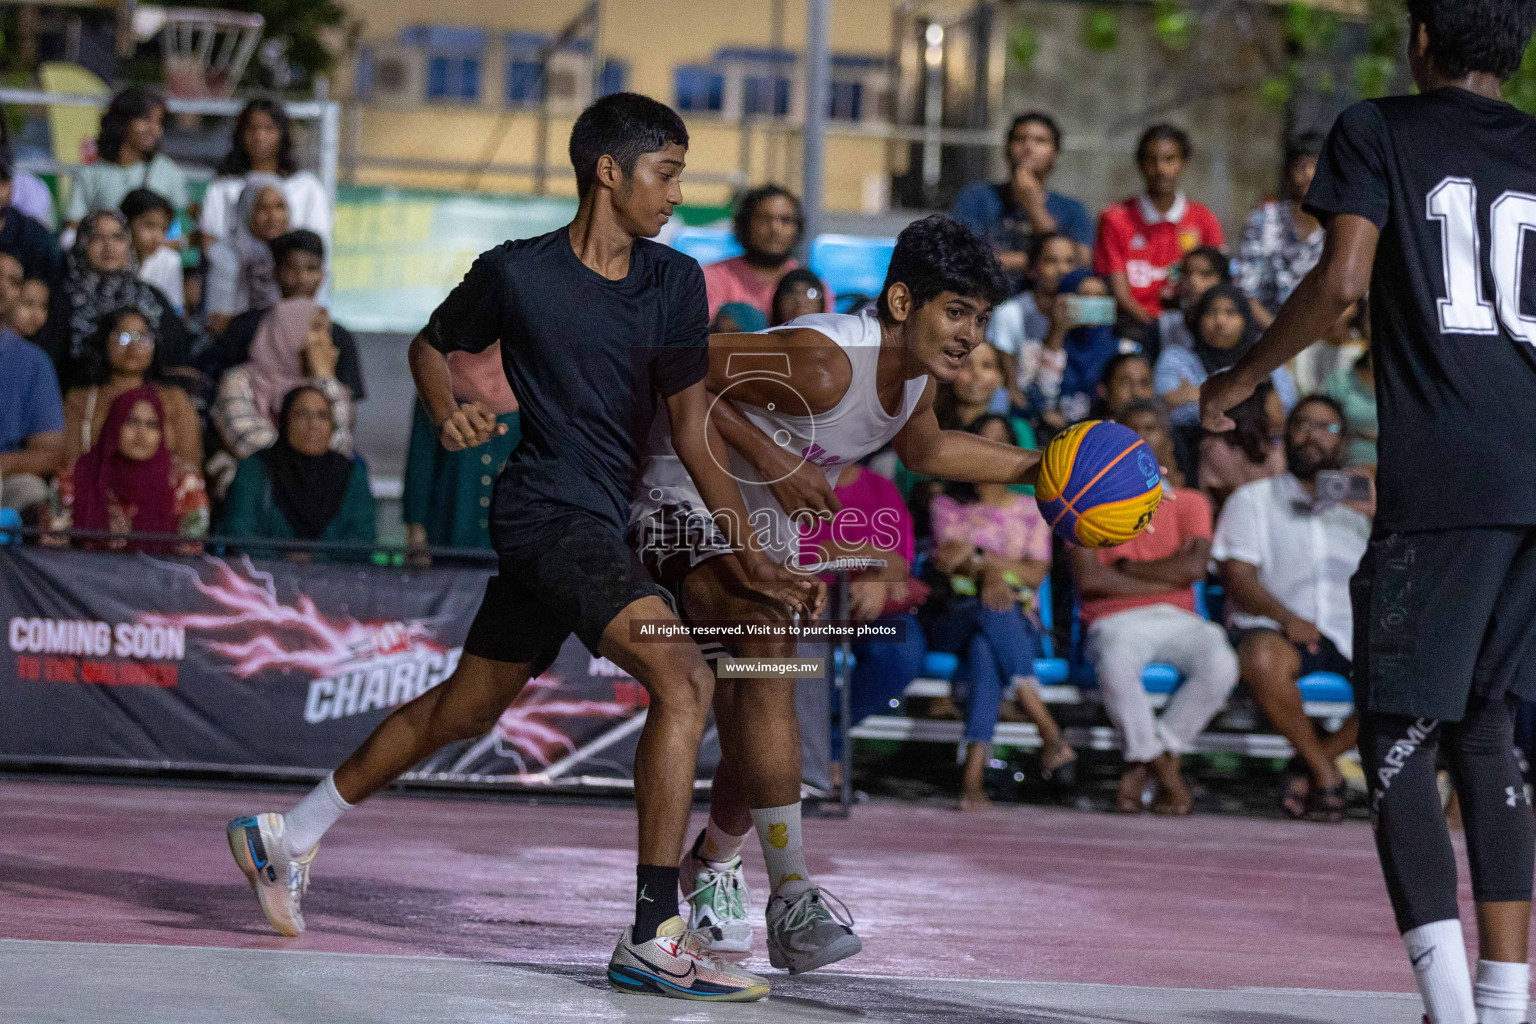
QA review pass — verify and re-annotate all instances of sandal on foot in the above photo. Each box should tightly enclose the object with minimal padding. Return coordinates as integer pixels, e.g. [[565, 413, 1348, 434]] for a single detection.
[[1279, 757, 1311, 820], [1305, 782, 1346, 823]]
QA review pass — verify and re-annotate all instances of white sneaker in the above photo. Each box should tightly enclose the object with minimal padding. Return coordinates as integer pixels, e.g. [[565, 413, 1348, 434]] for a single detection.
[[765, 882, 862, 974], [680, 837, 752, 953], [226, 813, 316, 937], [608, 915, 769, 1001]]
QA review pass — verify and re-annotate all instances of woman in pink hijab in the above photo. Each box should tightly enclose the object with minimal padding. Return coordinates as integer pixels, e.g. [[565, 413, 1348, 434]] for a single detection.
[[402, 341, 520, 553], [211, 296, 356, 461]]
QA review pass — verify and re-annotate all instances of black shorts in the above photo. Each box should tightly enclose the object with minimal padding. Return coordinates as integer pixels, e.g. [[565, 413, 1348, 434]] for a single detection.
[[463, 517, 659, 675], [1232, 627, 1353, 678], [1351, 526, 1536, 722], [627, 504, 733, 662]]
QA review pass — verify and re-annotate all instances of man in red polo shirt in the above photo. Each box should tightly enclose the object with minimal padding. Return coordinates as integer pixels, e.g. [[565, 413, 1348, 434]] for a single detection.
[[1095, 124, 1225, 332], [1067, 399, 1238, 815]]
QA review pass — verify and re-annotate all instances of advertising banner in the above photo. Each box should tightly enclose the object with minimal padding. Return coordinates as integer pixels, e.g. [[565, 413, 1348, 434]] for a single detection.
[[0, 548, 830, 791]]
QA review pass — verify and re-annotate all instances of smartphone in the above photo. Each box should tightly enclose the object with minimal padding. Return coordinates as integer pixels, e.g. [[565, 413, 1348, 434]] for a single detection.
[[1065, 295, 1117, 327], [1315, 470, 1372, 504]]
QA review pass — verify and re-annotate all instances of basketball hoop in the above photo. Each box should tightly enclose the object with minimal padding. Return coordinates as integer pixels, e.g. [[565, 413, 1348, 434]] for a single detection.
[[134, 6, 264, 100]]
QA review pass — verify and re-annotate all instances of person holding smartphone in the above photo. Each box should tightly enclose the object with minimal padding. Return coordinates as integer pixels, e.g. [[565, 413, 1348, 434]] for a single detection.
[[1044, 268, 1123, 428]]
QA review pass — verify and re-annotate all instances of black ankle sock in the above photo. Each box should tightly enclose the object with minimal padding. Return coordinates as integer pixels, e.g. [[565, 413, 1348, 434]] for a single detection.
[[633, 864, 680, 944]]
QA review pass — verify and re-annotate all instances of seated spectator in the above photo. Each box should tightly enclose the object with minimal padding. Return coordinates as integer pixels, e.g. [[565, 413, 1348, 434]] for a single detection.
[[1236, 133, 1325, 327], [1049, 268, 1123, 427], [1155, 282, 1296, 478], [711, 301, 767, 334], [403, 342, 520, 554], [40, 210, 191, 388], [1213, 395, 1368, 822], [1095, 124, 1223, 338], [1327, 349, 1377, 470], [988, 232, 1078, 412], [1070, 400, 1238, 815], [926, 415, 1074, 810], [199, 230, 366, 402], [212, 297, 354, 462], [950, 111, 1093, 289], [66, 88, 187, 227], [1153, 246, 1229, 362], [0, 163, 62, 285], [1198, 380, 1284, 510], [0, 107, 57, 229], [803, 461, 929, 777], [121, 188, 184, 314], [0, 318, 65, 519], [770, 268, 828, 326], [702, 185, 830, 320], [62, 307, 201, 468], [219, 385, 375, 556], [204, 175, 288, 335], [1091, 352, 1155, 422], [200, 99, 330, 247], [46, 385, 208, 553], [9, 276, 48, 341]]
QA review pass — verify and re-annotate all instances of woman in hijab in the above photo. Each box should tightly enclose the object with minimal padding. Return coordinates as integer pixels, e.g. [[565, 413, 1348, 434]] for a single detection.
[[39, 209, 191, 388], [1154, 282, 1297, 429], [220, 385, 374, 559], [402, 342, 521, 556], [204, 174, 288, 334], [1046, 268, 1123, 428], [45, 384, 209, 553], [211, 296, 354, 462]]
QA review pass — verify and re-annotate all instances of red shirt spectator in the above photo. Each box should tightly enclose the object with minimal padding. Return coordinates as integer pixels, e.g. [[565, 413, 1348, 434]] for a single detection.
[[1094, 195, 1224, 320], [703, 255, 832, 323], [1079, 485, 1212, 624]]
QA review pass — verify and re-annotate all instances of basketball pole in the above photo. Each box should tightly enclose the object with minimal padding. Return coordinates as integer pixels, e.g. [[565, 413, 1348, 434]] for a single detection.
[[801, 0, 830, 249]]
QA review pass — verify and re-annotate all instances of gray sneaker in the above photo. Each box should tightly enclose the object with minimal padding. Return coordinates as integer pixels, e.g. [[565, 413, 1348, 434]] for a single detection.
[[765, 882, 862, 973]]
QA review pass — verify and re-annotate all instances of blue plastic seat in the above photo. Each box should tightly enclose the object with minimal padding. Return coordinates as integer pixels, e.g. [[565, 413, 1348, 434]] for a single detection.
[[0, 506, 20, 544], [668, 226, 742, 267], [808, 235, 896, 301], [1298, 671, 1353, 704]]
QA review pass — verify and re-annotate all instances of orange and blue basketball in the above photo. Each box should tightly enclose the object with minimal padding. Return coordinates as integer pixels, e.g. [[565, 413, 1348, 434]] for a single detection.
[[1035, 420, 1163, 548]]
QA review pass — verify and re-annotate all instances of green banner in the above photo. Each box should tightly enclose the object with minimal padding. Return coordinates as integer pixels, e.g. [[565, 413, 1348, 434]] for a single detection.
[[329, 186, 728, 333]]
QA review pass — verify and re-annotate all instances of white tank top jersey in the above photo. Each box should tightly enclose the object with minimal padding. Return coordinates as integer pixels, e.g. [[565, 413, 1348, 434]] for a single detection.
[[633, 308, 929, 565]]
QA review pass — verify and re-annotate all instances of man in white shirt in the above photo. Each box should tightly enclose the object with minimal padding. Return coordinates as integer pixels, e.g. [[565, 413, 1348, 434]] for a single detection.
[[1212, 395, 1370, 821]]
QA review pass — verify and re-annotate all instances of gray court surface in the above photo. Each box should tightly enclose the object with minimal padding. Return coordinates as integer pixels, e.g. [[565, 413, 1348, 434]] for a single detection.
[[1, 938, 1420, 1024]]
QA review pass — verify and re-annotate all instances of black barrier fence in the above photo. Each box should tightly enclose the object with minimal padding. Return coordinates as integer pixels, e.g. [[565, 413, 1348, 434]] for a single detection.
[[0, 543, 833, 795]]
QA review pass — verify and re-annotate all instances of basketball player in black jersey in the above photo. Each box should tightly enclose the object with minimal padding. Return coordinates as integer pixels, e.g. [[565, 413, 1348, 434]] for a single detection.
[[1202, 4, 1536, 1021]]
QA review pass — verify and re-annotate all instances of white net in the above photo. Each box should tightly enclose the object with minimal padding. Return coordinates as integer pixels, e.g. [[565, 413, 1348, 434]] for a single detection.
[[150, 8, 265, 100]]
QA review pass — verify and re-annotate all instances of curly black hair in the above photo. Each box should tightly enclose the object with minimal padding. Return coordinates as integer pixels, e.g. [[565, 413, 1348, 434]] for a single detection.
[[878, 215, 1010, 320], [1221, 379, 1277, 467], [97, 87, 166, 164], [1407, 0, 1536, 80], [732, 184, 803, 252], [568, 92, 688, 198], [216, 98, 298, 177], [77, 306, 167, 387]]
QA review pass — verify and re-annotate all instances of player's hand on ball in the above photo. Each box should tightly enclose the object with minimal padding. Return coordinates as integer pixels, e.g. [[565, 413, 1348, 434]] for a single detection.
[[437, 401, 507, 452], [1199, 367, 1259, 433]]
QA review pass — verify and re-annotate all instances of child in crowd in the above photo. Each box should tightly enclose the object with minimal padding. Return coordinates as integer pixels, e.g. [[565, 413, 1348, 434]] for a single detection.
[[11, 277, 49, 341], [120, 188, 184, 314]]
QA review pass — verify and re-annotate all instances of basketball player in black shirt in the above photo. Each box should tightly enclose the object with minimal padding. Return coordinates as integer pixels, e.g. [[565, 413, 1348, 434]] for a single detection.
[[226, 94, 817, 1002], [1202, 4, 1536, 1021]]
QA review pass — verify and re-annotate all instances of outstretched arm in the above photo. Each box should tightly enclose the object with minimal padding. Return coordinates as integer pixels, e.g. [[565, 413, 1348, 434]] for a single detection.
[[1200, 214, 1378, 430], [893, 381, 1040, 486]]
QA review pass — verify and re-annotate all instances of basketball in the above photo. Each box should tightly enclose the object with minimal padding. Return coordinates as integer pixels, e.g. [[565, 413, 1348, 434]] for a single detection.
[[1034, 420, 1163, 548]]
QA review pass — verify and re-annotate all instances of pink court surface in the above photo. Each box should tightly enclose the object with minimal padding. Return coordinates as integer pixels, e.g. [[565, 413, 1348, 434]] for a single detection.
[[0, 776, 1488, 1023]]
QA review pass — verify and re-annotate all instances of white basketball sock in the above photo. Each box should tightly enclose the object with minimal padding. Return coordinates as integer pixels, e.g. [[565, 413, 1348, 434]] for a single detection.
[[1475, 958, 1530, 1024], [283, 773, 353, 858], [750, 803, 811, 894], [1403, 919, 1477, 1024], [698, 815, 748, 865]]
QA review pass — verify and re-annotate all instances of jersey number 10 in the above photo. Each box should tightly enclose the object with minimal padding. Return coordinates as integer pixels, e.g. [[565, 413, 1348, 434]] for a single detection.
[[1427, 176, 1536, 344]]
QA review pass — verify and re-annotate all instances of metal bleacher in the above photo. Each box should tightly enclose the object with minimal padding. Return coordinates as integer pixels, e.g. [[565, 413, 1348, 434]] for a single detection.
[[847, 576, 1354, 760]]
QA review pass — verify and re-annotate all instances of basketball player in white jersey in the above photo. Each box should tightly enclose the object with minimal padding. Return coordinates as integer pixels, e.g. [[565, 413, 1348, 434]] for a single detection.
[[629, 215, 1045, 972]]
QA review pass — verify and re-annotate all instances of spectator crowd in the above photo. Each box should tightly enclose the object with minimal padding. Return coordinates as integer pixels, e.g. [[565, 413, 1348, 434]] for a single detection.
[[0, 91, 1379, 818]]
